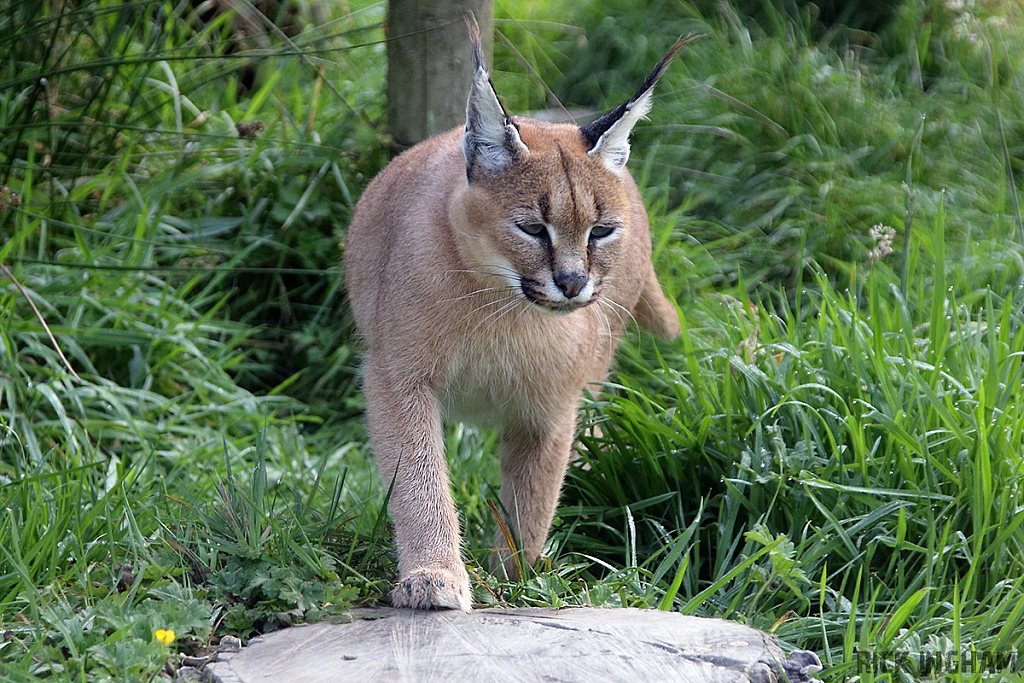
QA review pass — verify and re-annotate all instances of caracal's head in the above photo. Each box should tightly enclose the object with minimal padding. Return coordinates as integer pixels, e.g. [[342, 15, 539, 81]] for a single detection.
[[450, 26, 684, 316]]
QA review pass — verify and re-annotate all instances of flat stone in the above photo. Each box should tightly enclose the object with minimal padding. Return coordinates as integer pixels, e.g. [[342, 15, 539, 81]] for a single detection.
[[206, 606, 823, 683]]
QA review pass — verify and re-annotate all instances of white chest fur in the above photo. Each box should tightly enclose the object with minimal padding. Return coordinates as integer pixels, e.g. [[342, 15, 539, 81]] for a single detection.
[[437, 304, 606, 431]]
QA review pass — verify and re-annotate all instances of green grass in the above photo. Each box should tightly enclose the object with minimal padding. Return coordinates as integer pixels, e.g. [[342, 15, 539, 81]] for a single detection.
[[3, 0, 1024, 680], [560, 212, 1024, 677]]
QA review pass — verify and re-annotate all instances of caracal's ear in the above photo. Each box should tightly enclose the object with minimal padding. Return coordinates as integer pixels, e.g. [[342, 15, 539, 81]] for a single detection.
[[581, 38, 688, 171], [462, 15, 529, 181]]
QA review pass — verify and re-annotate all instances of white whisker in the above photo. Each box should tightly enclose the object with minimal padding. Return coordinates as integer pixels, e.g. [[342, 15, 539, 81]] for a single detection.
[[457, 291, 518, 327], [444, 265, 522, 278], [439, 285, 518, 304], [470, 298, 525, 337], [600, 296, 638, 329], [597, 303, 616, 367], [598, 296, 638, 348], [600, 275, 645, 282]]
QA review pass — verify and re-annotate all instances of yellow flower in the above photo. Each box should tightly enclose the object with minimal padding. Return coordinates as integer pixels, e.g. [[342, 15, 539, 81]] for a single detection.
[[154, 629, 176, 646]]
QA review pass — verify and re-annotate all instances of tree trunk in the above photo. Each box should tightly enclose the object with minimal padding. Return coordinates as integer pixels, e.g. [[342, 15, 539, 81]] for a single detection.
[[386, 0, 494, 148]]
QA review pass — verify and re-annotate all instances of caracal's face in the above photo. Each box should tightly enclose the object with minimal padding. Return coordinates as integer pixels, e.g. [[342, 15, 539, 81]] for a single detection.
[[454, 123, 631, 316]]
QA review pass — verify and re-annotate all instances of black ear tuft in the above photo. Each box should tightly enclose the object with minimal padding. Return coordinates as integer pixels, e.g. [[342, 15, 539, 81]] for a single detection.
[[580, 101, 628, 150], [462, 14, 529, 180], [580, 37, 691, 168]]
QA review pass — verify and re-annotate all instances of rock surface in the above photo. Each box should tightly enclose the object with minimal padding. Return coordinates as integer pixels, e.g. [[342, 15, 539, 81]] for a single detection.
[[206, 606, 823, 683]]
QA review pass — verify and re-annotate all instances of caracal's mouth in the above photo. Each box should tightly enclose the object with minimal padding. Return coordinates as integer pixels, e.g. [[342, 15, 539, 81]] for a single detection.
[[520, 286, 598, 315]]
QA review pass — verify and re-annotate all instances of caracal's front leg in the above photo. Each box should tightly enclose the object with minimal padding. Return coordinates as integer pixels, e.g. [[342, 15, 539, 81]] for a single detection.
[[491, 409, 577, 579], [363, 360, 471, 611]]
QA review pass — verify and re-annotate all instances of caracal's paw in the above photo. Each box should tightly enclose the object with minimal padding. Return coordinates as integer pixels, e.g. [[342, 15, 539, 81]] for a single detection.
[[391, 566, 472, 612]]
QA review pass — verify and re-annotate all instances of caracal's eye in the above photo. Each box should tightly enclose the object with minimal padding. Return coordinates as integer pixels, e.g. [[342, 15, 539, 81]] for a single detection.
[[517, 222, 548, 238], [589, 225, 616, 240]]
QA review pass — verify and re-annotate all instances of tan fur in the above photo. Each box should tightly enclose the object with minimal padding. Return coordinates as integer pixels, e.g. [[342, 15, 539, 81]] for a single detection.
[[344, 44, 680, 612]]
